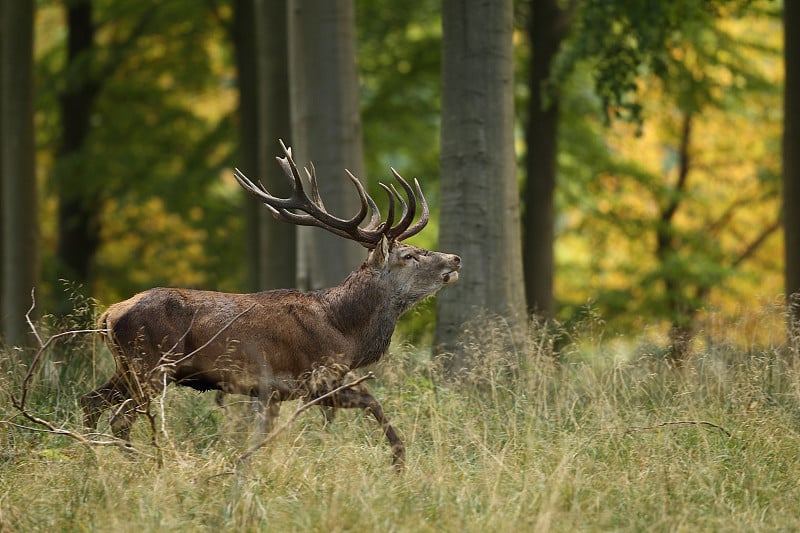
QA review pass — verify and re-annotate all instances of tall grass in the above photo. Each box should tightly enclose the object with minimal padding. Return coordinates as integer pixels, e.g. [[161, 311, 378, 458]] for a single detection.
[[2, 312, 800, 531]]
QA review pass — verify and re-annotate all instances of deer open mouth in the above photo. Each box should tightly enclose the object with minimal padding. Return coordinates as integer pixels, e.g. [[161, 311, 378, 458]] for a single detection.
[[442, 270, 459, 284]]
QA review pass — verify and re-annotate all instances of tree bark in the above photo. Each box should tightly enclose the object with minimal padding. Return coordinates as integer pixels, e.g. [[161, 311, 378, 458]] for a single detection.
[[234, 0, 261, 291], [288, 0, 365, 290], [1, 0, 38, 347], [435, 0, 526, 369], [255, 0, 295, 290], [784, 0, 800, 336], [523, 0, 570, 319], [235, 0, 295, 291], [55, 0, 101, 288]]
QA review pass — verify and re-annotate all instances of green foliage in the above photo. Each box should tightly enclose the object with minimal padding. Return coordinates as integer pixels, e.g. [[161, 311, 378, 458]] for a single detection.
[[35, 1, 241, 306], [356, 0, 444, 340], [4, 313, 800, 530], [357, 0, 442, 184], [550, 1, 782, 334], [555, 0, 762, 123]]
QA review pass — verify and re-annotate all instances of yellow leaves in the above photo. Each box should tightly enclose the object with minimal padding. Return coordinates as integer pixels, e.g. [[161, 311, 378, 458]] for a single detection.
[[556, 6, 783, 332], [95, 197, 211, 303]]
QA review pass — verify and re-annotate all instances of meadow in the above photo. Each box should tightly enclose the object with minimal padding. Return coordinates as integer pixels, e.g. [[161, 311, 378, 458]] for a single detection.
[[2, 313, 800, 532]]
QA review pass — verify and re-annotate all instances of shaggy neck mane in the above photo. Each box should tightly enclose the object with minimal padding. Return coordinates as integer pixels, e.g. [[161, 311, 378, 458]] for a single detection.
[[320, 263, 401, 367]]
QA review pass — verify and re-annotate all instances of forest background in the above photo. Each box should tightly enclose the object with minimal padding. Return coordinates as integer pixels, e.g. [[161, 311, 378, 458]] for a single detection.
[[0, 0, 790, 364]]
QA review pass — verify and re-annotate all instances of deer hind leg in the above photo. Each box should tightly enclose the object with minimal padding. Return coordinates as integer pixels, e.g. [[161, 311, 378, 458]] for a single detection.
[[317, 383, 405, 470], [80, 367, 149, 442], [319, 405, 336, 426], [79, 373, 136, 439]]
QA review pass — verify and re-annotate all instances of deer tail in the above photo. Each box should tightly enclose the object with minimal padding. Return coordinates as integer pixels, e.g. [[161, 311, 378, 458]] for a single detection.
[[96, 309, 111, 342]]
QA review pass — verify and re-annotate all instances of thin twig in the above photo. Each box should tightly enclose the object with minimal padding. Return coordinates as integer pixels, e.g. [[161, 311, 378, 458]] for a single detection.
[[624, 420, 731, 438], [149, 304, 256, 378], [236, 372, 376, 465], [4, 290, 152, 456]]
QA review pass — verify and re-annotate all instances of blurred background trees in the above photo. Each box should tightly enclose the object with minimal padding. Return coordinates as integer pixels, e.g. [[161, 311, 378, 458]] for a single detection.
[[0, 0, 787, 365]]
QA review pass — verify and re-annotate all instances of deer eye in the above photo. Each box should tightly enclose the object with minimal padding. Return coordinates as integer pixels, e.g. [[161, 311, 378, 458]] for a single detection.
[[403, 253, 417, 261]]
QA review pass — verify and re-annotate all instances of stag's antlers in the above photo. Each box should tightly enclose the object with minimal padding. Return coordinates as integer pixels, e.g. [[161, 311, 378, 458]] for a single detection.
[[233, 140, 429, 248]]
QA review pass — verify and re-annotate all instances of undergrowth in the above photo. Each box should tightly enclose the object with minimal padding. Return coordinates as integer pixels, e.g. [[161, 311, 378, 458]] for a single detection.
[[2, 312, 800, 532]]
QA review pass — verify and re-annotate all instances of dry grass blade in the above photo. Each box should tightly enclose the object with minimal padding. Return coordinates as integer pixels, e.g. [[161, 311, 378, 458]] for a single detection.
[[236, 372, 376, 465], [3, 289, 153, 456]]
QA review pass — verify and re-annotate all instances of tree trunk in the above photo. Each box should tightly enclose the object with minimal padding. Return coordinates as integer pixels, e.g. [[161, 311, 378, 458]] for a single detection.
[[288, 0, 365, 290], [55, 0, 101, 289], [435, 0, 526, 369], [234, 0, 261, 291], [235, 0, 295, 291], [657, 112, 693, 365], [1, 0, 38, 347], [523, 0, 570, 319], [255, 0, 295, 290], [784, 0, 800, 338]]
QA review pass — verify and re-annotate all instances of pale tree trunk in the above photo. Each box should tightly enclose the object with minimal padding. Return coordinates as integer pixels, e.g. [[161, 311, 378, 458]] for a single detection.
[[435, 0, 526, 369], [254, 0, 295, 290], [1, 0, 38, 347], [288, 0, 365, 289], [784, 0, 800, 339], [235, 0, 295, 291], [523, 0, 570, 319]]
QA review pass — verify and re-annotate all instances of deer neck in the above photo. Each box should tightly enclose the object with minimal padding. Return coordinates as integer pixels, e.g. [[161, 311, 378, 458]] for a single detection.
[[321, 266, 402, 368]]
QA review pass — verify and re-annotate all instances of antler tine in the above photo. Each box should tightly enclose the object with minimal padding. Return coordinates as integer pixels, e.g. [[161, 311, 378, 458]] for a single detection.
[[233, 168, 279, 215], [378, 183, 396, 233], [384, 168, 417, 240], [278, 139, 305, 192], [395, 178, 429, 241], [305, 163, 325, 208], [390, 183, 409, 223], [346, 169, 382, 230], [340, 169, 374, 228], [234, 167, 324, 228]]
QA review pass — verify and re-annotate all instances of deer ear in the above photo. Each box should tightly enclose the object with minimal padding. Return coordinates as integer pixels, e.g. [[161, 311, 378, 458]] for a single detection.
[[368, 236, 390, 268]]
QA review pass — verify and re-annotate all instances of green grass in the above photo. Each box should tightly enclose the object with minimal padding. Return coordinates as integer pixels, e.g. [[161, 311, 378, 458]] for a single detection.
[[3, 320, 800, 532]]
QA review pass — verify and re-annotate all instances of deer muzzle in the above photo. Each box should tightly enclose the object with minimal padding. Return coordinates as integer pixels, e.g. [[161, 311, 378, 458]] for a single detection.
[[442, 254, 462, 284]]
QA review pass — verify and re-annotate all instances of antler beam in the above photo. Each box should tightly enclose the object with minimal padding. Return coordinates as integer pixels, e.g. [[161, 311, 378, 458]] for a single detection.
[[233, 140, 429, 248]]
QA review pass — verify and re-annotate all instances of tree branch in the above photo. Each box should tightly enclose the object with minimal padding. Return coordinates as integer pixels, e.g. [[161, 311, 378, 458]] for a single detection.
[[624, 420, 731, 437], [4, 289, 153, 457]]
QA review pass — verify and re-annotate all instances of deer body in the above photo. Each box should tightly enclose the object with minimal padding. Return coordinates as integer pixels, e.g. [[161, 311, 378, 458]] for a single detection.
[[80, 143, 460, 469]]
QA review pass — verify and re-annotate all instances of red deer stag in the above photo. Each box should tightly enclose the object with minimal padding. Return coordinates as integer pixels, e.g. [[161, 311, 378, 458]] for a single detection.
[[79, 141, 461, 468]]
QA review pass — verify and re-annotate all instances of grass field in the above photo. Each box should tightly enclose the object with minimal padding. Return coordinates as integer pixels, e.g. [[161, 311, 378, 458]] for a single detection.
[[2, 316, 800, 532]]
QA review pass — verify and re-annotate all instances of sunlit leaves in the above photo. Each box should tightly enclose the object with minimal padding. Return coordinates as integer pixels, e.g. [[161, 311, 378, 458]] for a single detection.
[[555, 4, 783, 334]]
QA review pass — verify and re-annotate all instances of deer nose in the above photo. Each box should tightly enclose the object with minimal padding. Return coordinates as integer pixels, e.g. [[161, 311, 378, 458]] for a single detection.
[[452, 255, 461, 267]]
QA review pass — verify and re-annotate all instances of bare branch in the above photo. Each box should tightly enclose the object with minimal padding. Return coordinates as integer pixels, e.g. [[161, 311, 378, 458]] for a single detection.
[[731, 218, 781, 269], [5, 291, 152, 456], [624, 420, 731, 437], [151, 304, 257, 377]]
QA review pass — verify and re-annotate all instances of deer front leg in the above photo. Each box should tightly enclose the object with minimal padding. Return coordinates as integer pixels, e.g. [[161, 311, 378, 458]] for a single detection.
[[255, 397, 281, 435], [318, 384, 405, 470]]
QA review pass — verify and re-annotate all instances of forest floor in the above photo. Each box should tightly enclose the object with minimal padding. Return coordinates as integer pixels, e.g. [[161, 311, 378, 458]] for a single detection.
[[2, 316, 800, 532]]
